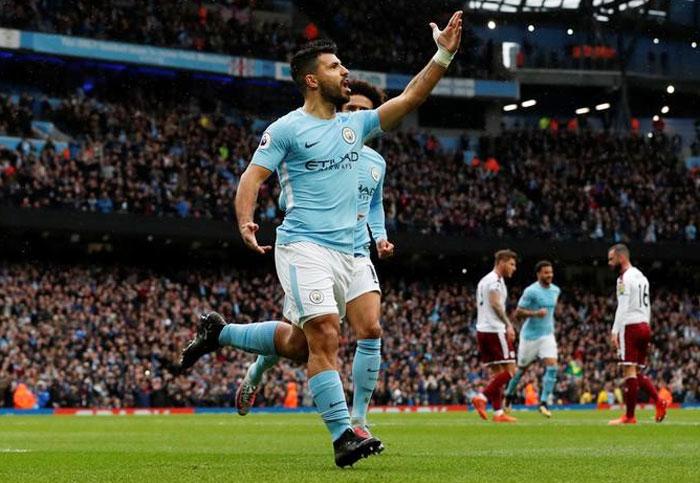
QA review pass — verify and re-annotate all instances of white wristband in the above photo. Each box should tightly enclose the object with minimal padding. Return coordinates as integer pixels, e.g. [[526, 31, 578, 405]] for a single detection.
[[432, 46, 454, 68]]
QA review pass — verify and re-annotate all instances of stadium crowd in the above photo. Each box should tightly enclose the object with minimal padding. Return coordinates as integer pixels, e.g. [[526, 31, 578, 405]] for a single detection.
[[0, 0, 499, 78], [1, 262, 698, 409], [1, 92, 698, 243], [0, 0, 296, 62], [296, 0, 501, 78], [0, 1, 682, 81]]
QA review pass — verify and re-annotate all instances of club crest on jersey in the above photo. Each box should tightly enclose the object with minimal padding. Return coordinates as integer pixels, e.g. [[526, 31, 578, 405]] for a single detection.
[[309, 290, 324, 304], [370, 167, 381, 182], [259, 132, 271, 150], [617, 281, 625, 295], [342, 127, 356, 144]]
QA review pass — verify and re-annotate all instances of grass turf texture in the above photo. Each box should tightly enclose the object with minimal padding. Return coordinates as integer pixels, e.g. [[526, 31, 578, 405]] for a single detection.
[[0, 410, 697, 482]]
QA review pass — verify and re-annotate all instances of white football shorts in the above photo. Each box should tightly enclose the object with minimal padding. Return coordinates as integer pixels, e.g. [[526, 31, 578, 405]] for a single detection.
[[346, 255, 382, 303], [517, 334, 558, 367], [275, 241, 353, 327]]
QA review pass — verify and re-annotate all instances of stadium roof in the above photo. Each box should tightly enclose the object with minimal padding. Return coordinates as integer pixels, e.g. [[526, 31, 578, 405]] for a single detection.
[[466, 0, 653, 13]]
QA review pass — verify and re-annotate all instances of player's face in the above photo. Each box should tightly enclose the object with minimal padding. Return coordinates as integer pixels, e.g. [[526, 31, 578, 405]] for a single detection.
[[501, 258, 517, 278], [607, 249, 621, 271], [342, 94, 373, 112], [314, 53, 350, 108], [538, 266, 554, 285]]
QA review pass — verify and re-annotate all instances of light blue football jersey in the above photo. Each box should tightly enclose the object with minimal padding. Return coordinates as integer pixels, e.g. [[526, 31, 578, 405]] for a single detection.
[[518, 282, 561, 340], [251, 108, 381, 254], [354, 145, 387, 257]]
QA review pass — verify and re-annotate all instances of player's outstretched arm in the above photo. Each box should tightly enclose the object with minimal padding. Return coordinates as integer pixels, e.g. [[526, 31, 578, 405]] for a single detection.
[[377, 10, 463, 131], [235, 164, 273, 254]]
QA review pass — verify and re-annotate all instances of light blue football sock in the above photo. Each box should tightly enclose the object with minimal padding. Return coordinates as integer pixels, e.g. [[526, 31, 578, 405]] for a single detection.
[[351, 338, 381, 426], [541, 366, 558, 404], [218, 321, 279, 355], [309, 370, 352, 442], [247, 355, 280, 386], [504, 368, 524, 397]]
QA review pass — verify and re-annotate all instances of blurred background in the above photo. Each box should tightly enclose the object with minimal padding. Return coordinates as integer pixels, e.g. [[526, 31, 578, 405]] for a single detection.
[[0, 0, 697, 411]]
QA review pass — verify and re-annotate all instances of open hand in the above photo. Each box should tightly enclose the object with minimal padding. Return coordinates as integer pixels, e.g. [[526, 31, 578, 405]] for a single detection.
[[430, 10, 463, 54], [239, 222, 272, 254]]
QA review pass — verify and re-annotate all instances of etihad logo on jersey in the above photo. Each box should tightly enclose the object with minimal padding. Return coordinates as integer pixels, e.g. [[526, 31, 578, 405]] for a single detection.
[[358, 184, 377, 198], [305, 151, 359, 171]]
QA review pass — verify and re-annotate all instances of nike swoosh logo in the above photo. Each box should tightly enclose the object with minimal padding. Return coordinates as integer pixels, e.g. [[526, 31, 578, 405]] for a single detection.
[[329, 400, 345, 408], [305, 141, 320, 148], [367, 368, 380, 373]]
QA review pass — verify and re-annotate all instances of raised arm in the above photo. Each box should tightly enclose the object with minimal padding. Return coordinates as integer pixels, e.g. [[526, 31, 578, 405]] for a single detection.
[[235, 164, 273, 254], [377, 10, 463, 131]]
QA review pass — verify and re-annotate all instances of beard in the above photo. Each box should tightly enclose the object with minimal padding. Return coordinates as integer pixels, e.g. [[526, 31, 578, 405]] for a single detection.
[[319, 81, 349, 110]]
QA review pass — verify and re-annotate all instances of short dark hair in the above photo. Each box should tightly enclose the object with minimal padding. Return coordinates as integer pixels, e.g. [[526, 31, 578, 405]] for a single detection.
[[494, 249, 517, 263], [609, 243, 630, 257], [347, 79, 386, 108], [290, 39, 338, 93], [535, 260, 553, 273]]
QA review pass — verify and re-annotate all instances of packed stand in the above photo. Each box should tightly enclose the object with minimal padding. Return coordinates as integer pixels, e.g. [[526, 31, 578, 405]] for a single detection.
[[0, 0, 502, 78], [1, 92, 698, 243], [0, 0, 296, 61], [297, 0, 504, 79], [0, 92, 281, 222], [1, 262, 698, 409], [486, 129, 699, 243]]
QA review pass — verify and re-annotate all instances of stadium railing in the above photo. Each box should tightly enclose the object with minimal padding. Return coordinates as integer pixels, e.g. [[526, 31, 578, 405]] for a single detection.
[[0, 403, 693, 417], [0, 28, 518, 101], [2, 206, 698, 263]]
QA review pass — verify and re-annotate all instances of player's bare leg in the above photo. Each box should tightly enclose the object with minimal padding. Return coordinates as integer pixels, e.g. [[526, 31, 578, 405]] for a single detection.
[[609, 364, 638, 425], [346, 291, 383, 443]]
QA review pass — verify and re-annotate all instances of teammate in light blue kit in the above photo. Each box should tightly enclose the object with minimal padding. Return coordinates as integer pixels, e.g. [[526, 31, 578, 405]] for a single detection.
[[179, 12, 465, 469], [504, 260, 561, 417], [234, 80, 394, 442]]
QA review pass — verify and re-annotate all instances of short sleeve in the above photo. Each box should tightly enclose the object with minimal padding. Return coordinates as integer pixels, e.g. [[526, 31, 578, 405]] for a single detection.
[[251, 119, 290, 172], [354, 109, 382, 141], [518, 288, 534, 309], [486, 279, 501, 293]]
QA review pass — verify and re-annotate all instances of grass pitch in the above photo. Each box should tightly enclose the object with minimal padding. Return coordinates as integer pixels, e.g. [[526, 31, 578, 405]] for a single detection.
[[0, 409, 698, 482]]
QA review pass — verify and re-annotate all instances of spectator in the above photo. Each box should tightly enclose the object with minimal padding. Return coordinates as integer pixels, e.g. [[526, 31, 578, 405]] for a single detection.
[[0, 261, 697, 409], [13, 383, 37, 409], [1, 91, 698, 243]]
